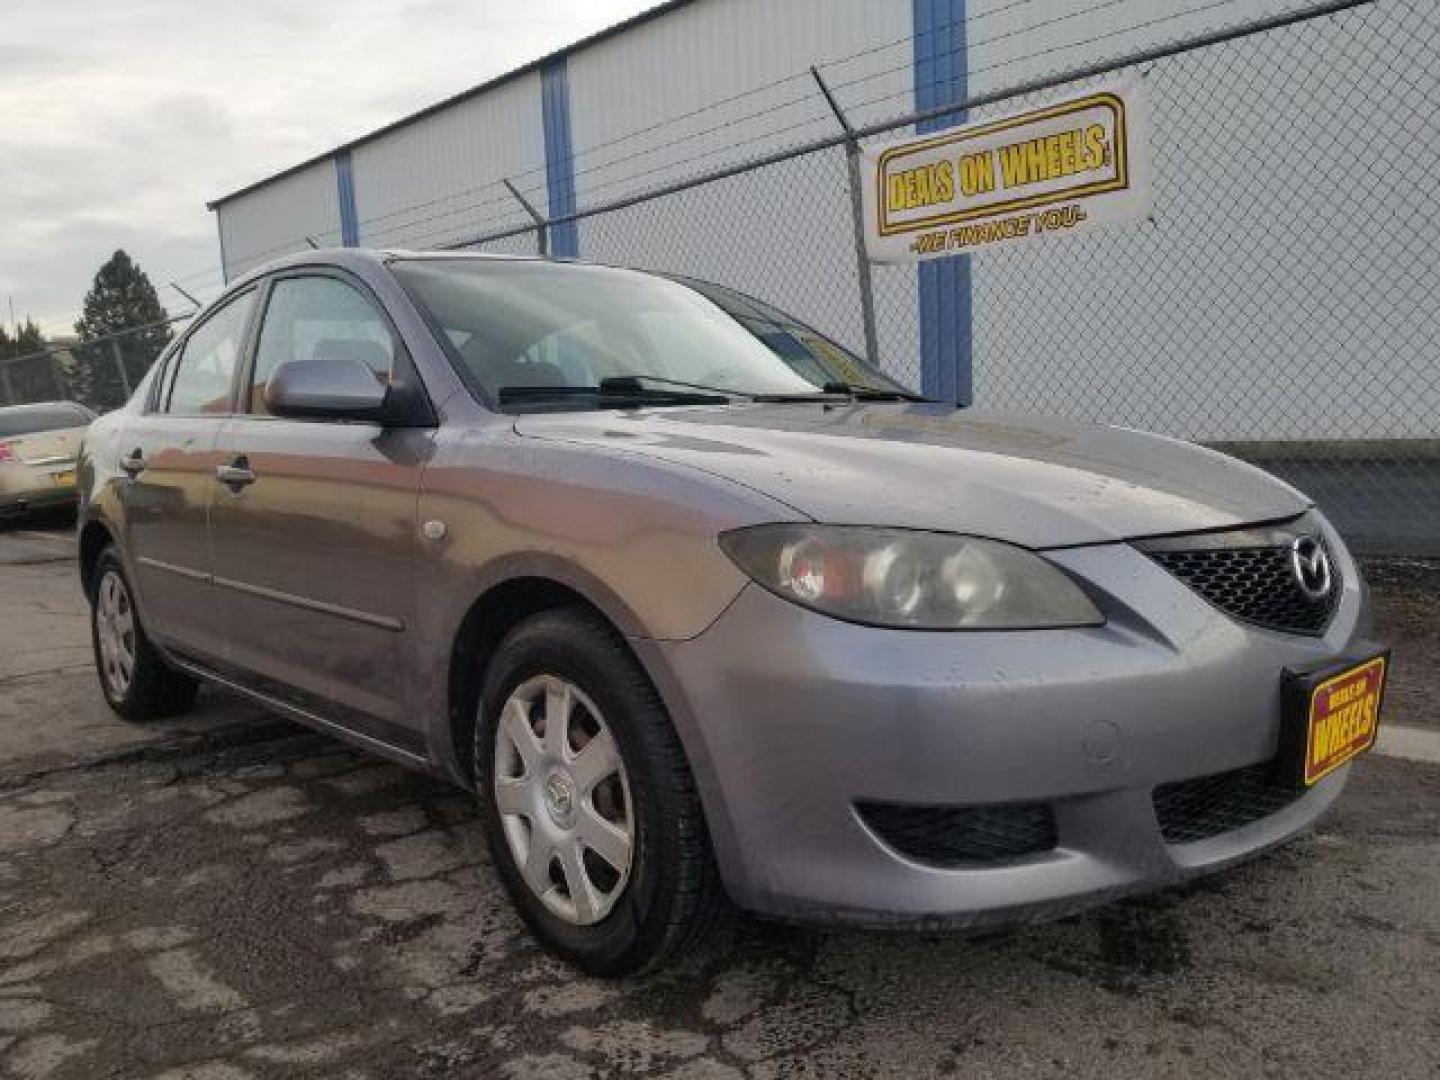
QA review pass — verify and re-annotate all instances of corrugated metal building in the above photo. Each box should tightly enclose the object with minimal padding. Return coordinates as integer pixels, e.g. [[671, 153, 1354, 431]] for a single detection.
[[208, 0, 1438, 442]]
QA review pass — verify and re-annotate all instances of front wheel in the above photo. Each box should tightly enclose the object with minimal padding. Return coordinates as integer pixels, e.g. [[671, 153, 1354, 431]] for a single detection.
[[90, 548, 199, 722], [474, 608, 724, 976]]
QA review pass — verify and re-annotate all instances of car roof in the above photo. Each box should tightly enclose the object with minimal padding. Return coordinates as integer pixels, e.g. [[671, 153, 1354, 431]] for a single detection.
[[245, 246, 532, 274], [221, 247, 639, 305]]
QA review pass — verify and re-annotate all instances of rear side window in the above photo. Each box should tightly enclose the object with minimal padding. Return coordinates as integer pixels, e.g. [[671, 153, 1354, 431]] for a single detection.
[[250, 276, 394, 414], [163, 290, 256, 415], [0, 403, 94, 437]]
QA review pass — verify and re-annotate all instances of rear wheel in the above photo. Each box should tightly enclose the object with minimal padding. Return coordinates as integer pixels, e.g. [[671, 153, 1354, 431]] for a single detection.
[[90, 548, 198, 722], [474, 608, 724, 976]]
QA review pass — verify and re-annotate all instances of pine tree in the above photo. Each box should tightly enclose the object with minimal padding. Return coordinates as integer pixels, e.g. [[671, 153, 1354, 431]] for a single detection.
[[72, 251, 173, 408], [0, 320, 63, 405]]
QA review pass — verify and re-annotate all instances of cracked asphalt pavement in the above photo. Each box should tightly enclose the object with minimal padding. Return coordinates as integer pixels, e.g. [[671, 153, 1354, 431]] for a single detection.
[[1, 522, 1437, 1079]]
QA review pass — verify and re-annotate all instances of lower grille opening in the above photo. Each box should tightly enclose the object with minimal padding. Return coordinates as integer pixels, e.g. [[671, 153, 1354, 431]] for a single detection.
[[856, 801, 1057, 867], [1153, 761, 1303, 845]]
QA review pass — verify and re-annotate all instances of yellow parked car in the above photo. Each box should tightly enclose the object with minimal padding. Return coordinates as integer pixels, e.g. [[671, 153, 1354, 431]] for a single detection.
[[0, 401, 95, 519]]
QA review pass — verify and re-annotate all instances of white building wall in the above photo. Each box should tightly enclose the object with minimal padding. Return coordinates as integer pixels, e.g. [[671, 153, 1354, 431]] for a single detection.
[[208, 0, 1435, 438], [565, 0, 917, 368], [961, 0, 1439, 438], [351, 72, 546, 251], [217, 161, 340, 282]]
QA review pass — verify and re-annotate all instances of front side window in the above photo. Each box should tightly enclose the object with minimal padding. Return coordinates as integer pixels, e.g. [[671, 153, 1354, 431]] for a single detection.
[[392, 260, 908, 410], [250, 276, 394, 414], [163, 289, 256, 415]]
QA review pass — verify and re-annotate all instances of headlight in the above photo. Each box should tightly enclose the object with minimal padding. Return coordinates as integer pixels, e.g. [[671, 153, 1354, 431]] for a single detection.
[[719, 525, 1103, 630]]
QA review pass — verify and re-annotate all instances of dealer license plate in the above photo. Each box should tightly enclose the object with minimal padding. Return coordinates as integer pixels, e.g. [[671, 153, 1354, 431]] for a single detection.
[[1282, 654, 1388, 788]]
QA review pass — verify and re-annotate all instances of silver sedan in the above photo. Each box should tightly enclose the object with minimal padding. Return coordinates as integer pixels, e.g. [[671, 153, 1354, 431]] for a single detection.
[[76, 250, 1386, 975]]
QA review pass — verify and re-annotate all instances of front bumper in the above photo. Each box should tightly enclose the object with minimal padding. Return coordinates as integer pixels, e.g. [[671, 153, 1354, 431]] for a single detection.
[[639, 524, 1371, 927]]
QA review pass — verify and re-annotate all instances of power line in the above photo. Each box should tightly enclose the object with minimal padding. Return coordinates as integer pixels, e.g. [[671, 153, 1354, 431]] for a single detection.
[[215, 0, 1055, 259], [197, 0, 1079, 269], [207, 0, 1336, 281], [826, 0, 1160, 99], [840, 0, 1259, 119]]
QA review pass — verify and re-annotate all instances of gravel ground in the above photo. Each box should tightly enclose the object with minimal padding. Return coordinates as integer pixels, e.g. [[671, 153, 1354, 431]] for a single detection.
[[1, 526, 1436, 1080], [1360, 556, 1440, 731]]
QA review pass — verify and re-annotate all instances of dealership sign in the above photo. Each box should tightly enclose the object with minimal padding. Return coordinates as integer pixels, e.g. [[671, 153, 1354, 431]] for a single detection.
[[861, 74, 1152, 263]]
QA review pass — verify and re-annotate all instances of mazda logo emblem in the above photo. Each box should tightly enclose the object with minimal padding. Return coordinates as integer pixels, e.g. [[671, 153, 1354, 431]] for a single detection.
[[1290, 536, 1332, 601]]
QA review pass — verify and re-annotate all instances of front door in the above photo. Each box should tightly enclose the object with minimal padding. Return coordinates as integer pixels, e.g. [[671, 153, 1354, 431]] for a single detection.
[[118, 287, 258, 664], [207, 272, 433, 751]]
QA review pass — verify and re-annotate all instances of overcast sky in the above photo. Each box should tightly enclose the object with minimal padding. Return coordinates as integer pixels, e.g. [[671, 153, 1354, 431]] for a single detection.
[[1, 0, 655, 336]]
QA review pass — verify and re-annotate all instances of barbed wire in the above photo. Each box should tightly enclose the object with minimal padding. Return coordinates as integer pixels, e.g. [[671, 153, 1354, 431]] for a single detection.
[[86, 0, 1367, 318], [207, 0, 1177, 274], [1, 311, 194, 371]]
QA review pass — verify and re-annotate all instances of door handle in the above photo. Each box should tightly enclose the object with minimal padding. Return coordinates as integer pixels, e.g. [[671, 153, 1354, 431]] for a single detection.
[[120, 449, 146, 477], [215, 457, 256, 489]]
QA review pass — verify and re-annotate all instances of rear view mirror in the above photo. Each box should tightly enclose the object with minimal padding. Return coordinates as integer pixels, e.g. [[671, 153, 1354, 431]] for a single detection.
[[265, 356, 389, 422]]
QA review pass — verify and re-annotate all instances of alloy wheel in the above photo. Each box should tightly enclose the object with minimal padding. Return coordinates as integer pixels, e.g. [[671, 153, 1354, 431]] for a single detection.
[[95, 570, 136, 698]]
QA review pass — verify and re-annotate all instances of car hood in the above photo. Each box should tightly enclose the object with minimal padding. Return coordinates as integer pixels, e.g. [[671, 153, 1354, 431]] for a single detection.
[[513, 403, 1309, 548]]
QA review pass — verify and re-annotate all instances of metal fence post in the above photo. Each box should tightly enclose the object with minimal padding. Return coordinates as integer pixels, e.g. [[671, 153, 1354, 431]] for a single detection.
[[110, 339, 132, 398], [811, 66, 881, 369], [49, 351, 69, 401], [503, 178, 550, 257]]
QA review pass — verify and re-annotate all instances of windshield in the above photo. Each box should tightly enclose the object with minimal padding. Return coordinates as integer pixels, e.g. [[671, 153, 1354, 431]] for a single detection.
[[668, 275, 909, 395], [0, 403, 93, 438], [392, 259, 907, 409]]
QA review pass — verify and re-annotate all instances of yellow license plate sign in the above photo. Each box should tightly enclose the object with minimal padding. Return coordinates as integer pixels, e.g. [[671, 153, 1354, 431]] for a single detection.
[[52, 469, 76, 488], [1303, 656, 1386, 785]]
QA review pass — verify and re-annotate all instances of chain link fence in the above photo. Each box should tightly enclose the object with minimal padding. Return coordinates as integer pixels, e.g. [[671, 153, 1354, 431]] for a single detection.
[[0, 314, 194, 416], [5, 0, 1432, 553], [448, 0, 1437, 555]]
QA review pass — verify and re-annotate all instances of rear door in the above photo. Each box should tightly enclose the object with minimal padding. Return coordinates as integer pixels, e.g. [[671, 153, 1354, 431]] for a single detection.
[[118, 288, 258, 664], [208, 271, 434, 751]]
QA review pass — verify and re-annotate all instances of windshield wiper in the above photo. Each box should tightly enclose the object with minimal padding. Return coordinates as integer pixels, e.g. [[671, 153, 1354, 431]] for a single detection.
[[496, 383, 730, 409], [496, 374, 926, 411], [606, 374, 930, 403], [821, 381, 930, 402], [601, 374, 838, 404]]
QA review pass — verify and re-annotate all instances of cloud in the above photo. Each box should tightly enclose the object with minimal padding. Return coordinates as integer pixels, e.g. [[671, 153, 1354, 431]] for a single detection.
[[0, 0, 655, 334]]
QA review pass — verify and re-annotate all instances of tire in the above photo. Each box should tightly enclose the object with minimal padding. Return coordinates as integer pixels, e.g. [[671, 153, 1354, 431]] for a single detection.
[[90, 547, 199, 722], [474, 607, 724, 976]]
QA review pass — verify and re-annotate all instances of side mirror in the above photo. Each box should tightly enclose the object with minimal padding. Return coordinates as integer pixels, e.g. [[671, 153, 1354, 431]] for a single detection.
[[265, 356, 389, 422]]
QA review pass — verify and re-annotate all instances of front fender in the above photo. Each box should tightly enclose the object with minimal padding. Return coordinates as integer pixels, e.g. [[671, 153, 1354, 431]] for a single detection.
[[408, 424, 805, 783]]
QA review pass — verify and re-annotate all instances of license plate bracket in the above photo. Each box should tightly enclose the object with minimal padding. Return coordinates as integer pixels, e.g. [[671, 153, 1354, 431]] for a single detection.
[[1278, 652, 1388, 790]]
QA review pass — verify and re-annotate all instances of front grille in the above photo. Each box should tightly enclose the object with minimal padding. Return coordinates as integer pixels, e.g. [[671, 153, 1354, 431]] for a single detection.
[[1153, 762, 1302, 844], [856, 801, 1056, 867], [1145, 543, 1339, 635]]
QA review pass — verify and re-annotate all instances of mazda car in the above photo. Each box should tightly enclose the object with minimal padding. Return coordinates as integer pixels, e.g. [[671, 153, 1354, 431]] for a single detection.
[[75, 250, 1386, 975]]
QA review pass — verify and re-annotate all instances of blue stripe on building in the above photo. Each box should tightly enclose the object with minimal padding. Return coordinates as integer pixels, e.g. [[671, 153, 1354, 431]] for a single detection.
[[541, 58, 579, 258], [335, 150, 359, 247], [913, 0, 972, 404]]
